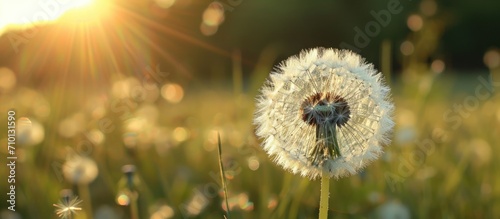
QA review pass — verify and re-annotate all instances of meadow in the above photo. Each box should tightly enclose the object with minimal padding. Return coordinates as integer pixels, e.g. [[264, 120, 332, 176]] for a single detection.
[[1, 1, 500, 219]]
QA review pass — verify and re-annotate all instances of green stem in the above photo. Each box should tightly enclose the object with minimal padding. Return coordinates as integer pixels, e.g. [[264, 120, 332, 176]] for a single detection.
[[130, 193, 139, 219], [319, 173, 330, 219], [78, 184, 93, 219]]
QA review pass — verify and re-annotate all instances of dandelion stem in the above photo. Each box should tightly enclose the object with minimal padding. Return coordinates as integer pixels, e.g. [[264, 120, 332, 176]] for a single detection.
[[319, 172, 330, 219], [78, 184, 93, 219], [130, 195, 140, 219]]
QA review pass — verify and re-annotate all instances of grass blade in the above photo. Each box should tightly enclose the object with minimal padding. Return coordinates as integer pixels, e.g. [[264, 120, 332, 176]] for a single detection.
[[218, 132, 231, 219]]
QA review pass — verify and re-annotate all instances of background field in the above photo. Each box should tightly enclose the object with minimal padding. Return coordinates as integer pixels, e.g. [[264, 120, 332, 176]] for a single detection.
[[0, 0, 499, 218]]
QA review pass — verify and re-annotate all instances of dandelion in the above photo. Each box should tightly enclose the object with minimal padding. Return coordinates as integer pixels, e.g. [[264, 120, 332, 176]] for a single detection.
[[53, 190, 83, 219], [253, 48, 394, 218], [119, 164, 140, 219], [62, 154, 99, 185], [62, 152, 98, 218]]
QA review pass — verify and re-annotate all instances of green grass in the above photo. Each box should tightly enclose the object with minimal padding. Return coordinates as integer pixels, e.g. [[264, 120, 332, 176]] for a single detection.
[[1, 70, 499, 218]]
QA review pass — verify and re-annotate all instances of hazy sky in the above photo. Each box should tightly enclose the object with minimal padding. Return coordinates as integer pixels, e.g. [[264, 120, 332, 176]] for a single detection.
[[0, 0, 92, 35]]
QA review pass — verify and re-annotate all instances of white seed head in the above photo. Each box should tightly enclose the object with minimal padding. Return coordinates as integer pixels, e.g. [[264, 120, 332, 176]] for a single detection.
[[53, 196, 83, 219], [253, 48, 394, 179], [63, 154, 99, 185]]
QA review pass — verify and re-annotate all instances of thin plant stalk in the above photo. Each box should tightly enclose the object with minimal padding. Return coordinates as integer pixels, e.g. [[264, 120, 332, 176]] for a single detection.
[[232, 49, 243, 96], [319, 172, 330, 219], [130, 194, 139, 219], [218, 133, 231, 219], [381, 39, 392, 85], [78, 184, 93, 219]]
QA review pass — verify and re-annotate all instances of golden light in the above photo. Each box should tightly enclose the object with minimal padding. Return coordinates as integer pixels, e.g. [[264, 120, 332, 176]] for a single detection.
[[1, 0, 229, 120], [247, 156, 260, 171], [172, 127, 189, 142], [203, 2, 225, 27], [161, 83, 184, 103], [484, 49, 500, 69], [155, 0, 176, 9], [407, 14, 423, 32], [116, 193, 130, 206], [420, 0, 438, 17], [0, 0, 99, 35], [400, 41, 414, 56], [0, 67, 16, 93], [150, 205, 175, 219], [200, 22, 218, 36], [431, 59, 445, 74]]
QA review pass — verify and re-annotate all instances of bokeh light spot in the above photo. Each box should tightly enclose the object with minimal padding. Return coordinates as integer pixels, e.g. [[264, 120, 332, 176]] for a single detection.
[[200, 22, 218, 36], [247, 156, 260, 171], [123, 132, 138, 148], [400, 41, 414, 56], [150, 205, 174, 219], [161, 83, 184, 103], [267, 196, 278, 209], [116, 194, 130, 206], [173, 127, 189, 142], [407, 14, 423, 31], [420, 0, 438, 16], [155, 0, 176, 9], [484, 49, 500, 69], [18, 117, 32, 128], [203, 2, 225, 27], [0, 67, 16, 93], [431, 59, 445, 74], [17, 118, 44, 147]]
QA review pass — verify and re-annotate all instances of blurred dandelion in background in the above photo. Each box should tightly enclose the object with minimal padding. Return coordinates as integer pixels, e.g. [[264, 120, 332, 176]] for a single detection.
[[117, 165, 140, 219], [62, 153, 98, 185], [62, 152, 98, 217], [17, 117, 44, 147], [373, 199, 411, 219]]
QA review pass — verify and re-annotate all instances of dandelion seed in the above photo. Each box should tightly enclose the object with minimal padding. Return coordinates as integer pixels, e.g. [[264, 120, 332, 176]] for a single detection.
[[254, 48, 394, 179], [53, 194, 83, 219]]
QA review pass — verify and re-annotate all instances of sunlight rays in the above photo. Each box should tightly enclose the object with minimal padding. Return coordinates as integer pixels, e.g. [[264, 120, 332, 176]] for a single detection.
[[0, 0, 94, 35]]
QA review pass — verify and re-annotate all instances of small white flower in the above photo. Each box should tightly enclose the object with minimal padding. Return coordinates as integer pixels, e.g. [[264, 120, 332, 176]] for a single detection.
[[53, 196, 83, 219], [254, 48, 394, 179]]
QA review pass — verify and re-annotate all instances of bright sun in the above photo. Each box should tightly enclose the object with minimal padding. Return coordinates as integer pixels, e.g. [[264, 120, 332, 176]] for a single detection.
[[0, 0, 107, 35]]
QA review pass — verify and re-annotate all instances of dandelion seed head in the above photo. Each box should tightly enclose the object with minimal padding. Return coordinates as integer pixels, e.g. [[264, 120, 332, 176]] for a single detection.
[[254, 48, 394, 179], [53, 195, 83, 219], [62, 154, 99, 185]]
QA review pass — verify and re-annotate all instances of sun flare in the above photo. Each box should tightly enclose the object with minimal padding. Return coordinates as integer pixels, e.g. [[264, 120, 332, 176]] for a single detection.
[[0, 0, 109, 35]]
